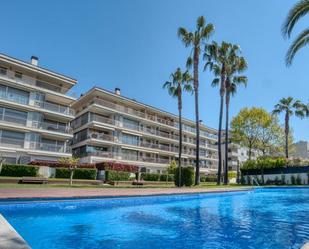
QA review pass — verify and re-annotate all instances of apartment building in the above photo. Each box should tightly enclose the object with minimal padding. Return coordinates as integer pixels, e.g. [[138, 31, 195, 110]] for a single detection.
[[222, 143, 261, 171], [0, 54, 76, 164], [71, 87, 218, 173], [292, 141, 309, 159]]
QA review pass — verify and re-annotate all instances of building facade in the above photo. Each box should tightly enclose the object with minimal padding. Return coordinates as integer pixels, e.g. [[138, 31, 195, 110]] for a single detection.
[[222, 143, 260, 171], [0, 54, 76, 164], [71, 87, 218, 173], [292, 141, 309, 159]]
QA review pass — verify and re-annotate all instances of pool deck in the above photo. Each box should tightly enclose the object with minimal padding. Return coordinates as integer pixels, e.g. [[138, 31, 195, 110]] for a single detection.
[[0, 186, 252, 200]]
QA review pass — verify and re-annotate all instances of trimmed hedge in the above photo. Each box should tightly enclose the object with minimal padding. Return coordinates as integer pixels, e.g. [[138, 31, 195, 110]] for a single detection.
[[175, 166, 194, 186], [141, 173, 160, 181], [55, 168, 97, 180], [105, 170, 131, 181], [0, 164, 39, 177], [159, 174, 174, 182]]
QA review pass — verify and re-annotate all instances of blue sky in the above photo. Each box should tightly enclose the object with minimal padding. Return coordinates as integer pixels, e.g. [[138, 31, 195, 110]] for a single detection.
[[2, 0, 309, 141]]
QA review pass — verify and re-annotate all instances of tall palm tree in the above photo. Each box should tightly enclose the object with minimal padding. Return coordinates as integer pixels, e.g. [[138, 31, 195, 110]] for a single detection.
[[204, 41, 232, 185], [178, 16, 214, 185], [163, 68, 193, 187], [282, 0, 309, 65], [223, 46, 248, 185], [273, 97, 309, 158]]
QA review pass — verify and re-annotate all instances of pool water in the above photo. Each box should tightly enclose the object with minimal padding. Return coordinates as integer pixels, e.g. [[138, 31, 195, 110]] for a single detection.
[[0, 188, 309, 249]]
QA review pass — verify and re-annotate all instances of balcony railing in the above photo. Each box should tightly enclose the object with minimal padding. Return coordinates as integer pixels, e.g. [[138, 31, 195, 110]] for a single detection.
[[0, 113, 71, 134], [0, 69, 75, 96], [91, 99, 217, 140], [0, 137, 70, 153]]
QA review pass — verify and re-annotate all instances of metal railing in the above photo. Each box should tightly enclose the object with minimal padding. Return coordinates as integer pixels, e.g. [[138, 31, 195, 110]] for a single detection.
[[0, 137, 70, 153], [0, 91, 74, 116], [0, 113, 71, 134]]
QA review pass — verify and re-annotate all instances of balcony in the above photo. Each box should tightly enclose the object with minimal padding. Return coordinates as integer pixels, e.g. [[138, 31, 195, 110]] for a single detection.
[[0, 113, 72, 134], [0, 69, 75, 96], [0, 91, 74, 116], [0, 137, 70, 153]]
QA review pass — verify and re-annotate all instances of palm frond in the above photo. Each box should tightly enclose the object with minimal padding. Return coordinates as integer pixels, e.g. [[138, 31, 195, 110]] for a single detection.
[[282, 0, 309, 38], [286, 28, 309, 65], [186, 57, 193, 70], [211, 78, 220, 87]]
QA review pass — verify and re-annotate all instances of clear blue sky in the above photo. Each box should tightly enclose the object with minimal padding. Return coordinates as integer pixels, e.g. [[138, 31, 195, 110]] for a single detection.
[[2, 0, 309, 141]]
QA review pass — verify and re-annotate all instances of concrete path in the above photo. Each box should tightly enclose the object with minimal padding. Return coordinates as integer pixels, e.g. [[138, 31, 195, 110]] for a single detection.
[[0, 187, 251, 200]]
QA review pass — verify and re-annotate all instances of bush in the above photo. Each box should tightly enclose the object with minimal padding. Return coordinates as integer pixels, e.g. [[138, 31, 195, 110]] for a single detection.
[[281, 174, 286, 185], [141, 173, 160, 181], [0, 164, 39, 177], [296, 174, 302, 185], [175, 166, 194, 187], [55, 168, 97, 180], [105, 170, 131, 181], [73, 168, 97, 180], [159, 174, 174, 182], [228, 171, 237, 178], [291, 175, 296, 185], [205, 175, 217, 182]]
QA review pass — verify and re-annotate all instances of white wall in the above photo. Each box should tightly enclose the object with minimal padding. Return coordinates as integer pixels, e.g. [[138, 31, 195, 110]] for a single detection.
[[245, 173, 308, 185]]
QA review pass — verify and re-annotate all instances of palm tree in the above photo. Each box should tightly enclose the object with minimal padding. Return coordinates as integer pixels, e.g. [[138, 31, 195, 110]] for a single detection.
[[223, 46, 247, 185], [204, 41, 232, 185], [282, 0, 309, 65], [273, 97, 309, 158], [178, 16, 214, 185], [163, 68, 193, 187]]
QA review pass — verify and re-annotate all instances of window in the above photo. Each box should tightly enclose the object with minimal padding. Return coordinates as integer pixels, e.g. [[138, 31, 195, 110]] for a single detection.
[[15, 71, 22, 79], [122, 133, 139, 146], [123, 118, 139, 130], [0, 67, 7, 75], [0, 130, 25, 148], [5, 85, 29, 105], [3, 108, 27, 125], [121, 149, 138, 160]]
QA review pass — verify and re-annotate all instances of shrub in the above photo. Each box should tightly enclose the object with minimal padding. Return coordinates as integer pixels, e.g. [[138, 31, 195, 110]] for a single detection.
[[200, 175, 206, 182], [159, 174, 174, 182], [105, 170, 131, 181], [296, 174, 302, 185], [205, 175, 217, 182], [167, 160, 177, 175], [55, 168, 97, 180], [240, 174, 245, 185], [291, 175, 296, 185], [96, 162, 138, 173], [281, 174, 286, 185], [73, 168, 97, 180], [228, 171, 237, 178], [175, 166, 194, 187], [0, 164, 39, 177], [141, 173, 160, 181]]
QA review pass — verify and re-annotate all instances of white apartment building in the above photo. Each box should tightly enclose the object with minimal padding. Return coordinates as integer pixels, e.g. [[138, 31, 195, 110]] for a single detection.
[[0, 54, 76, 164], [222, 143, 260, 171], [71, 87, 218, 173], [292, 141, 309, 159]]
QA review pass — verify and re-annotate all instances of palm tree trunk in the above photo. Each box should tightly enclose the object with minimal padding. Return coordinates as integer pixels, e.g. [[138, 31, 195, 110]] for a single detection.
[[178, 86, 182, 187], [193, 47, 200, 186], [216, 93, 224, 185], [224, 92, 230, 185], [285, 112, 289, 158]]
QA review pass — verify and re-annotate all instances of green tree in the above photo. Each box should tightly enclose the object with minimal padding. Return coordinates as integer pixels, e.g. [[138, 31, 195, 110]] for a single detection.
[[223, 45, 248, 185], [231, 107, 269, 159], [204, 41, 231, 185], [167, 160, 177, 175], [178, 16, 214, 185], [272, 97, 308, 158], [58, 157, 79, 186], [163, 68, 193, 187], [282, 0, 309, 65]]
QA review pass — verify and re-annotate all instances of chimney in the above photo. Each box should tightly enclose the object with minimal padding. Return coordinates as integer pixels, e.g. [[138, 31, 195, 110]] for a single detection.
[[115, 87, 121, 95], [31, 56, 38, 66]]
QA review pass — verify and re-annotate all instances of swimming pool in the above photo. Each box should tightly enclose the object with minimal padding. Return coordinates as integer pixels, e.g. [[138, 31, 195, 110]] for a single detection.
[[0, 188, 308, 249]]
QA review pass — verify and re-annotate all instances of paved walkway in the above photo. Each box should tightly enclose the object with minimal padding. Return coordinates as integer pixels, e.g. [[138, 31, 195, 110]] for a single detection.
[[0, 187, 251, 200]]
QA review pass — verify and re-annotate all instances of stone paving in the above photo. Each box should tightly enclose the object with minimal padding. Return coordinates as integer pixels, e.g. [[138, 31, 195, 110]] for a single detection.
[[0, 187, 251, 200]]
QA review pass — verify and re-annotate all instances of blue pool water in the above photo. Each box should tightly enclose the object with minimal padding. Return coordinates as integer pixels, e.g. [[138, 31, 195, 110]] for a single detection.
[[0, 188, 309, 249]]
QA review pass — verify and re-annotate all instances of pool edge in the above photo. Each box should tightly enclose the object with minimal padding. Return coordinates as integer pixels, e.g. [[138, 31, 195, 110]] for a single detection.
[[0, 214, 31, 249]]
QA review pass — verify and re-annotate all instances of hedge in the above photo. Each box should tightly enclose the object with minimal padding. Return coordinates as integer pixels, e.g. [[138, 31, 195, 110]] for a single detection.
[[175, 166, 194, 186], [55, 168, 97, 180], [159, 174, 174, 182], [141, 173, 160, 181], [0, 164, 39, 177], [105, 170, 131, 181]]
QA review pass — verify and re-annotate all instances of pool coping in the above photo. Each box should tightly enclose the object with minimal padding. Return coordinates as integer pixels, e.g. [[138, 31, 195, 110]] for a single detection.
[[0, 214, 31, 249], [0, 187, 253, 203]]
